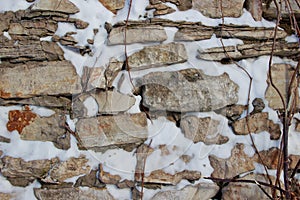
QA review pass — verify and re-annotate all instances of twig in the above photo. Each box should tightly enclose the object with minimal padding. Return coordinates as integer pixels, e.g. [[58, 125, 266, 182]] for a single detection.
[[290, 158, 300, 179]]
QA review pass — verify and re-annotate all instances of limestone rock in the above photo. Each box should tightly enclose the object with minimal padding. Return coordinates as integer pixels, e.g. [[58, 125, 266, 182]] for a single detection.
[[98, 164, 121, 184], [232, 112, 281, 140], [151, 183, 219, 200], [180, 116, 229, 145], [144, 170, 201, 185], [255, 147, 280, 169], [197, 41, 300, 62], [136, 68, 239, 112], [215, 104, 246, 121], [128, 43, 187, 70], [75, 113, 148, 152], [34, 187, 115, 200], [0, 61, 82, 99], [289, 154, 300, 169], [296, 119, 300, 132], [0, 193, 12, 200], [49, 156, 91, 183], [0, 156, 59, 187], [0, 11, 15, 33], [107, 25, 167, 45], [98, 0, 125, 14], [174, 26, 214, 41], [251, 98, 265, 114], [265, 64, 299, 110], [146, 3, 176, 16], [31, 0, 80, 14], [75, 170, 105, 188], [209, 143, 255, 178], [72, 90, 136, 118], [148, 0, 192, 11], [193, 0, 245, 18], [245, 0, 263, 21], [0, 135, 11, 143], [263, 0, 300, 22]]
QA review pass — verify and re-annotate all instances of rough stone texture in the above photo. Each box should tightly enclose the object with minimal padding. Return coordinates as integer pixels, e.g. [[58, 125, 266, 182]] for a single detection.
[[34, 187, 115, 200], [136, 68, 239, 112], [75, 169, 105, 188], [0, 61, 82, 99], [222, 174, 278, 200], [128, 43, 187, 70], [209, 143, 255, 179], [108, 25, 167, 45], [180, 116, 229, 145], [148, 0, 192, 12], [265, 64, 299, 110], [0, 136, 10, 143], [0, 156, 59, 187], [289, 154, 300, 169], [151, 183, 219, 200], [256, 147, 280, 169], [0, 40, 64, 63], [31, 0, 80, 14], [98, 0, 125, 14], [251, 98, 265, 114], [98, 164, 121, 184], [72, 90, 136, 118], [174, 26, 214, 41], [0, 150, 2, 157], [232, 112, 281, 140], [197, 41, 300, 62], [193, 0, 245, 18], [146, 3, 176, 16], [0, 193, 12, 200], [245, 0, 263, 21], [144, 170, 201, 185], [76, 113, 148, 152], [135, 144, 154, 182], [215, 104, 246, 121]]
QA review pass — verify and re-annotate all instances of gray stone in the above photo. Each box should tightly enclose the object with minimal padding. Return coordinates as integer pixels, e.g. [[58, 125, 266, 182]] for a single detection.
[[0, 136, 11, 143], [251, 98, 265, 114], [265, 64, 299, 110], [0, 61, 82, 99], [74, 169, 105, 188], [107, 25, 167, 45], [34, 187, 115, 200], [0, 11, 16, 33], [136, 68, 239, 112], [209, 143, 255, 179], [151, 183, 219, 200], [144, 169, 201, 185], [98, 0, 125, 14], [263, 0, 300, 21], [31, 0, 80, 14], [193, 0, 245, 18], [75, 113, 148, 152], [98, 164, 121, 184], [0, 156, 59, 187], [135, 144, 154, 182], [180, 116, 229, 145], [245, 0, 263, 21], [128, 42, 187, 70], [215, 104, 246, 121], [174, 26, 214, 41], [232, 112, 281, 140]]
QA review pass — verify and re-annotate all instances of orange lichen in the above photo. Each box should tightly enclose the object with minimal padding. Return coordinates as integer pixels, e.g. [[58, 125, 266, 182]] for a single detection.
[[6, 106, 37, 133]]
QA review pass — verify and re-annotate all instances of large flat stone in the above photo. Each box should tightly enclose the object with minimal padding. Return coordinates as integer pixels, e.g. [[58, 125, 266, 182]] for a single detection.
[[0, 61, 82, 99], [31, 0, 80, 14], [128, 42, 187, 70], [98, 0, 125, 14], [136, 68, 239, 112], [75, 113, 148, 152]]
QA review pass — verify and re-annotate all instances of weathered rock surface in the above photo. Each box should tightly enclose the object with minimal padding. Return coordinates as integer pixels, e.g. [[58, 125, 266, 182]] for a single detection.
[[72, 90, 136, 118], [75, 170, 105, 188], [232, 112, 281, 140], [136, 68, 239, 112], [245, 0, 263, 21], [215, 104, 246, 121], [180, 116, 229, 145], [0, 193, 12, 200], [34, 187, 115, 200], [76, 113, 148, 152], [98, 164, 121, 184], [174, 26, 214, 41], [0, 136, 10, 143], [151, 182, 219, 200], [0, 156, 59, 187], [0, 61, 82, 99], [128, 43, 187, 70], [31, 0, 80, 14], [135, 144, 154, 182], [197, 42, 300, 62], [193, 0, 245, 18], [209, 143, 255, 178], [255, 147, 280, 169], [144, 169, 201, 185], [98, 0, 125, 14], [107, 25, 167, 45], [146, 3, 176, 16], [265, 64, 299, 110], [149, 0, 192, 11]]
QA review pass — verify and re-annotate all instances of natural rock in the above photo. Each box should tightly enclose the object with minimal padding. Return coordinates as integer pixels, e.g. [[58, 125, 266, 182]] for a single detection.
[[174, 26, 214, 41], [209, 143, 255, 178], [98, 164, 121, 184], [116, 180, 135, 189], [98, 0, 125, 14], [296, 118, 300, 132], [146, 3, 176, 16], [0, 193, 12, 200], [151, 183, 219, 200], [197, 41, 300, 62], [256, 147, 280, 169], [0, 61, 82, 99], [0, 156, 59, 187], [265, 64, 299, 110], [245, 0, 263, 21], [75, 113, 148, 152], [135, 144, 154, 182], [75, 170, 105, 188], [0, 11, 15, 33], [136, 68, 239, 112], [215, 104, 246, 121], [149, 0, 192, 11], [192, 0, 245, 18], [72, 90, 136, 118], [31, 0, 80, 14], [144, 169, 201, 185], [180, 116, 229, 145], [289, 154, 300, 169], [251, 98, 265, 114], [128, 43, 187, 70], [107, 25, 167, 45], [0, 135, 11, 143], [34, 187, 115, 200], [232, 112, 281, 140]]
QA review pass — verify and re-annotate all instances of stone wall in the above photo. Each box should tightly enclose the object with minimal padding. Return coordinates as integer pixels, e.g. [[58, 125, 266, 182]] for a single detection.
[[0, 0, 299, 199]]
